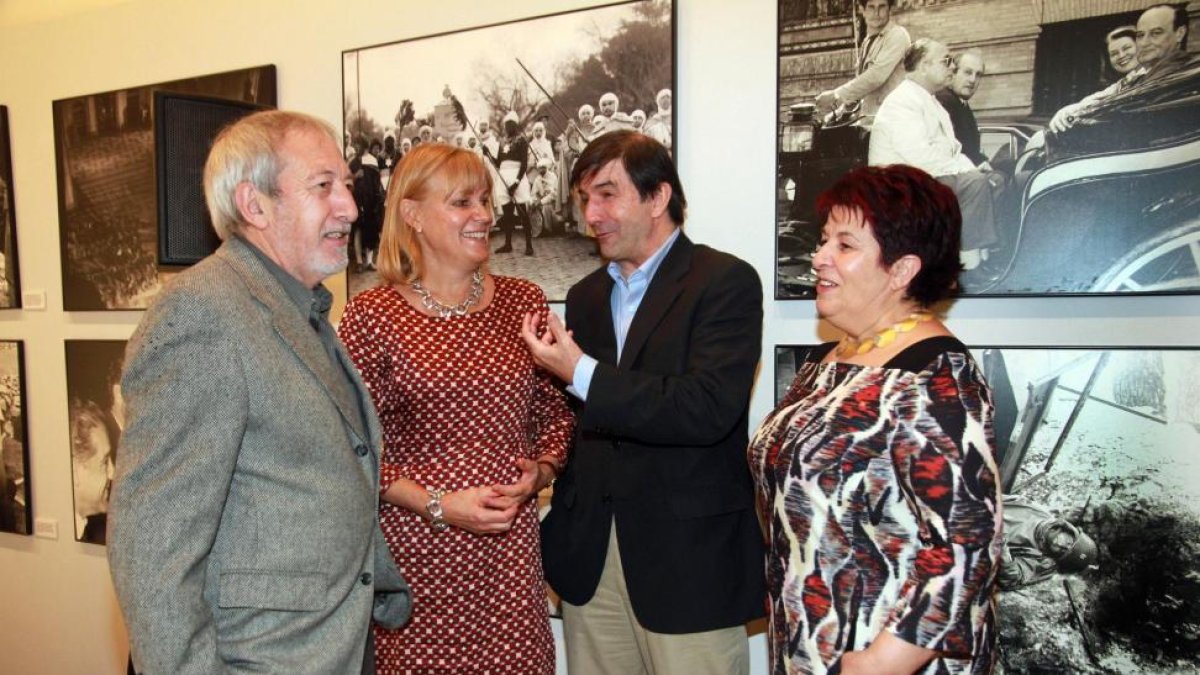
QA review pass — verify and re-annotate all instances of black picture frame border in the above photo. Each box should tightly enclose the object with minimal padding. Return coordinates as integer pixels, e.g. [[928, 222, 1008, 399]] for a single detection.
[[0, 105, 22, 309], [0, 340, 30, 536]]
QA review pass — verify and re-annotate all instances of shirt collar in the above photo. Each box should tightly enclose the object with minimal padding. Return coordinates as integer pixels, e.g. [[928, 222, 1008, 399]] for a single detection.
[[606, 227, 682, 286], [241, 237, 333, 324]]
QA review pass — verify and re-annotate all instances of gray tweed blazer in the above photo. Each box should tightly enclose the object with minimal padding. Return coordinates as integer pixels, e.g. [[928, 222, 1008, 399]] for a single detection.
[[108, 237, 409, 674]]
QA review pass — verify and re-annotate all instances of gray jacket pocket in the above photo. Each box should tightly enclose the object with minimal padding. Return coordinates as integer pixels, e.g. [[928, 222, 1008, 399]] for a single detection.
[[218, 570, 327, 611]]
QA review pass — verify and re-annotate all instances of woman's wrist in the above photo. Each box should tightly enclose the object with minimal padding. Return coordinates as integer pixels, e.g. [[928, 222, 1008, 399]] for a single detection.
[[535, 458, 559, 491]]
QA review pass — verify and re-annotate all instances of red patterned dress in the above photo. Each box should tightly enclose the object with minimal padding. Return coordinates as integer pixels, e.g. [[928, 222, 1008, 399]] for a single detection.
[[339, 276, 575, 674], [748, 337, 1001, 675]]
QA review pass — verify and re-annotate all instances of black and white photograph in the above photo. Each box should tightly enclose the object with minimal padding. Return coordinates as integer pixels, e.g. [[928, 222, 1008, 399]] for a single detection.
[[0, 341, 29, 536], [776, 0, 1200, 298], [342, 0, 675, 300], [0, 106, 22, 309], [65, 340, 127, 545], [54, 66, 276, 311], [774, 344, 1200, 673]]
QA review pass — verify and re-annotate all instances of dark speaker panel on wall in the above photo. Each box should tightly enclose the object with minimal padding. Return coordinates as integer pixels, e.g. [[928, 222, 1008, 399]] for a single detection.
[[154, 92, 270, 266]]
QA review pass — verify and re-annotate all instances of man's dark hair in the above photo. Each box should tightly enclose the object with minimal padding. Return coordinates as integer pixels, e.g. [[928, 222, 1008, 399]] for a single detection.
[[857, 0, 896, 7], [569, 130, 687, 225], [903, 38, 937, 72], [816, 164, 962, 306]]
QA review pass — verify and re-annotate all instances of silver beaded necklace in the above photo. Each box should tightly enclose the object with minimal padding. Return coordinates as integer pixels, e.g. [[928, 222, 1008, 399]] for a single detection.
[[410, 270, 484, 319]]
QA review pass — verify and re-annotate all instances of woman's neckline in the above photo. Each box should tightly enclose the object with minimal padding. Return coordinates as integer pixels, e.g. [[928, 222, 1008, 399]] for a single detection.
[[387, 273, 499, 320]]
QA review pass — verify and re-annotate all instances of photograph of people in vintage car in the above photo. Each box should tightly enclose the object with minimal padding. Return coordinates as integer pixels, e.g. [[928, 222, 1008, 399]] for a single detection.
[[776, 0, 1199, 298]]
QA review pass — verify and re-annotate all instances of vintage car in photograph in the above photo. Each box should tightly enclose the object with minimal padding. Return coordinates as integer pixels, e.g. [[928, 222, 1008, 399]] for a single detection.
[[776, 53, 1200, 298]]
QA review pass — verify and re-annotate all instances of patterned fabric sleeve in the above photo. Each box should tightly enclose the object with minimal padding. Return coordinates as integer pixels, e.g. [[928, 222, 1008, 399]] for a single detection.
[[885, 352, 1002, 659], [337, 293, 408, 492], [521, 282, 576, 464]]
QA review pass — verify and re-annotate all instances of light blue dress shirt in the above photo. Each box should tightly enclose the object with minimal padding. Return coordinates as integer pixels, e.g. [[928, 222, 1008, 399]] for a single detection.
[[569, 228, 682, 400]]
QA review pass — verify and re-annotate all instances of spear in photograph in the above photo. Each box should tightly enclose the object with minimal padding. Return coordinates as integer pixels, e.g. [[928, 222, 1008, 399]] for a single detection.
[[444, 87, 500, 172], [514, 57, 593, 147]]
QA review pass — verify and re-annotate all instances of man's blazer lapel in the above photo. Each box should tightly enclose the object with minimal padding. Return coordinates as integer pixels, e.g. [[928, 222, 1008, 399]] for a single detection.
[[573, 271, 619, 366], [218, 239, 369, 446], [335, 343, 385, 456], [618, 234, 691, 370]]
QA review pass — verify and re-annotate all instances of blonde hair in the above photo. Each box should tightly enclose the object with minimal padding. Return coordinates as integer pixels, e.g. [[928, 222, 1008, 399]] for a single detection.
[[376, 143, 493, 285]]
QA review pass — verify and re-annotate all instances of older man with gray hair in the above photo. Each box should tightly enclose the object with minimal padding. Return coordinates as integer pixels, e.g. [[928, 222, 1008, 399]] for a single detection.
[[870, 38, 1000, 271], [108, 110, 410, 674], [936, 49, 990, 168]]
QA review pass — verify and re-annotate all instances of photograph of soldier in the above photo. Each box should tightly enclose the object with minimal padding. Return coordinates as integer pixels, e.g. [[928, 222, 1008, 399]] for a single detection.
[[342, 0, 674, 300], [0, 107, 21, 308], [0, 342, 28, 536], [54, 67, 275, 310], [65, 340, 127, 544], [776, 0, 1200, 298], [775, 344, 1200, 674]]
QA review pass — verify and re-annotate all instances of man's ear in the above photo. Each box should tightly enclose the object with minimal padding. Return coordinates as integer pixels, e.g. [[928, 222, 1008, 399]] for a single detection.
[[889, 254, 922, 291], [649, 182, 672, 220], [234, 181, 271, 231]]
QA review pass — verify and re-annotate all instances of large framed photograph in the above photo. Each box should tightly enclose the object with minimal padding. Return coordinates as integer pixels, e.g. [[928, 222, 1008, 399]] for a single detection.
[[55, 66, 276, 311], [0, 341, 29, 536], [342, 0, 675, 301], [774, 344, 1200, 673], [65, 340, 127, 544], [0, 106, 22, 308], [775, 1, 1199, 298]]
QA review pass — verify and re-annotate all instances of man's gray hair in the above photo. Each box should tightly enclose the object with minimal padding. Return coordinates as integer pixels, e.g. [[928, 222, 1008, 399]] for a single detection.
[[903, 37, 940, 72], [203, 110, 338, 240]]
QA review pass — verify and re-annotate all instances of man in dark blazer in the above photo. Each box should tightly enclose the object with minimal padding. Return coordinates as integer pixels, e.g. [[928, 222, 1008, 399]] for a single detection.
[[936, 49, 989, 168], [108, 111, 409, 674], [523, 130, 764, 674]]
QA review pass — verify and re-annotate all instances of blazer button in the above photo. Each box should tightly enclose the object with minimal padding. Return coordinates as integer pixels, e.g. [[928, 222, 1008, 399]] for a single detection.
[[355, 444, 369, 457], [360, 572, 372, 585]]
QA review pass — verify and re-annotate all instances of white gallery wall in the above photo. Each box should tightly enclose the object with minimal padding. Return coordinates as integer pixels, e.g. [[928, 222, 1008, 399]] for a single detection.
[[0, 0, 1197, 672]]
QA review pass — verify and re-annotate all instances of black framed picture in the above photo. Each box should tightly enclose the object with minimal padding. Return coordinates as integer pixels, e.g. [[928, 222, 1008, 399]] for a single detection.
[[342, 0, 675, 301], [775, 0, 1199, 298], [0, 341, 29, 536], [773, 343, 1200, 673], [0, 106, 21, 309], [64, 340, 127, 545], [54, 66, 276, 311]]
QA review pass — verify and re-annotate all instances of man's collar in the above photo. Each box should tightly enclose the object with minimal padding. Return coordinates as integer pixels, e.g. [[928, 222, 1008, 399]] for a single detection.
[[606, 227, 682, 285], [239, 236, 332, 320], [866, 19, 893, 37]]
